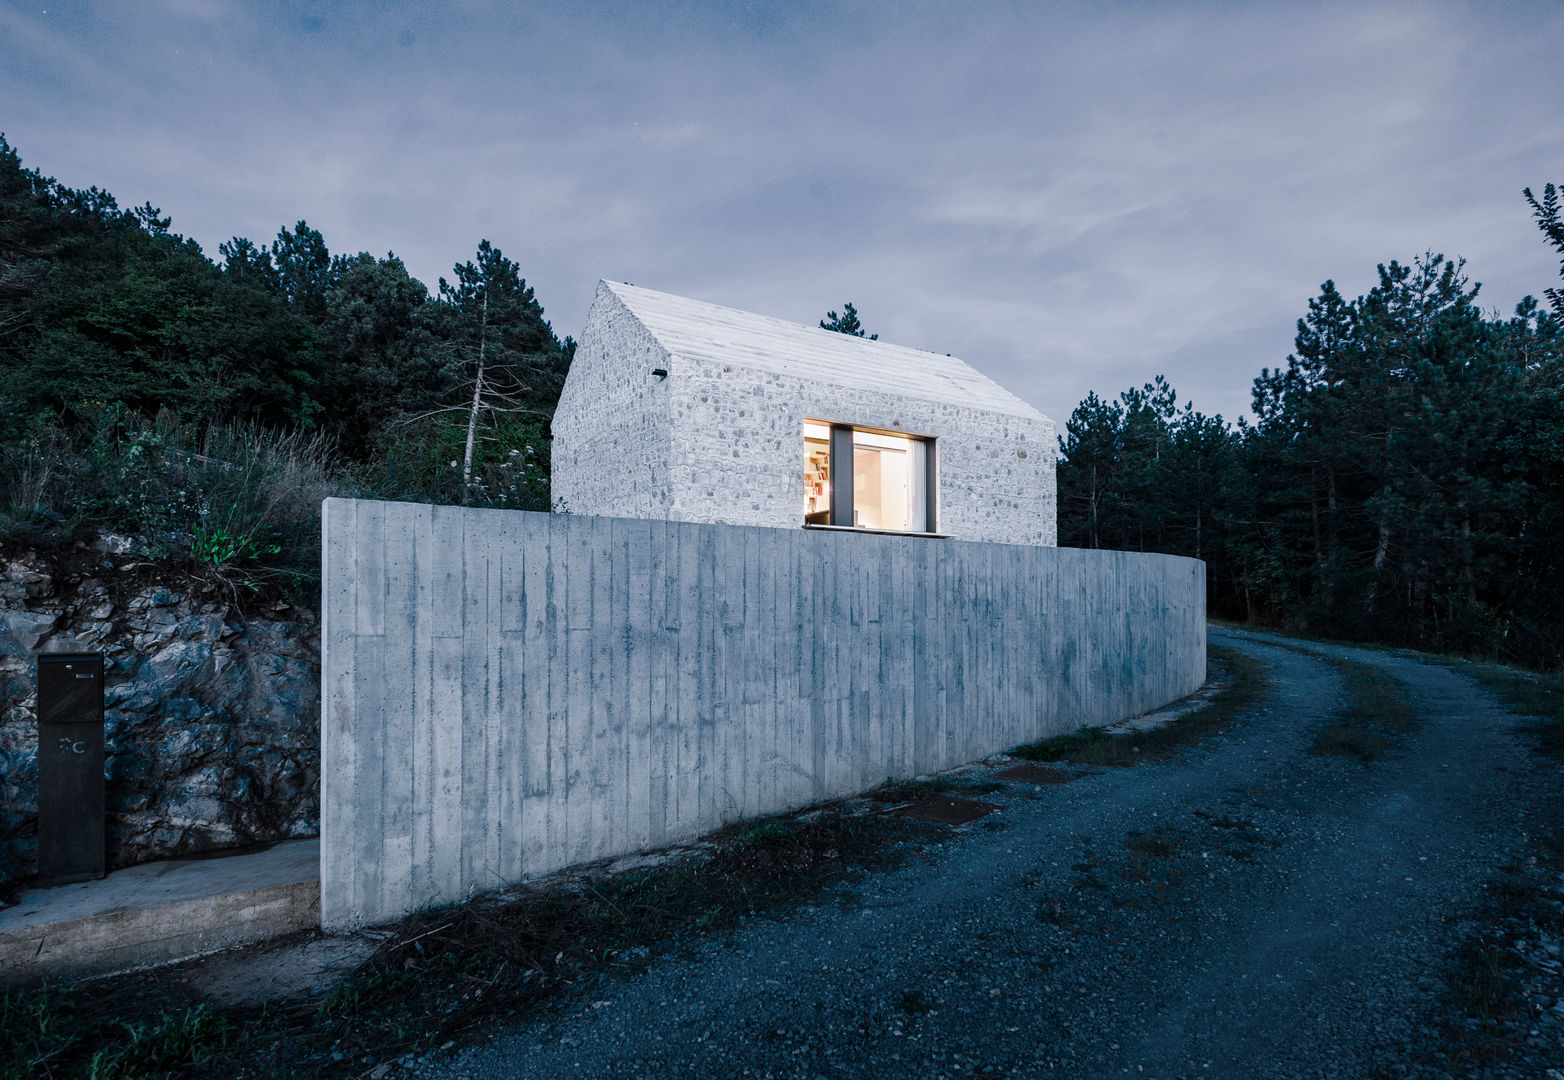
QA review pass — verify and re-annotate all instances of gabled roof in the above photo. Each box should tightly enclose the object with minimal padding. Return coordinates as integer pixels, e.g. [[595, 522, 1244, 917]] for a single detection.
[[602, 281, 1047, 422]]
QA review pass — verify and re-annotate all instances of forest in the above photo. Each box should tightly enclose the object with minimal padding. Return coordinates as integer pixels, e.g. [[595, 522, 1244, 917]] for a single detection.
[[1058, 190, 1564, 669], [0, 134, 570, 597], [2, 134, 1562, 667]]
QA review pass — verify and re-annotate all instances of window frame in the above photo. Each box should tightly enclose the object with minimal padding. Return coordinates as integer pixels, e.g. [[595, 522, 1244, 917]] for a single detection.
[[802, 419, 943, 537]]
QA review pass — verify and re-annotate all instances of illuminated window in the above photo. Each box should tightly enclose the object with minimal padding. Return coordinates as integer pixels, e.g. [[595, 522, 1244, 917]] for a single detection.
[[803, 419, 934, 533]]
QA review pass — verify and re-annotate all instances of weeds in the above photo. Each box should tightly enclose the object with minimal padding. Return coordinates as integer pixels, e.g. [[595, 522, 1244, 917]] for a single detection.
[[0, 405, 552, 610], [736, 821, 795, 847], [1438, 660, 1564, 760], [96, 1005, 234, 1079], [1012, 644, 1269, 766], [1, 989, 233, 1080], [0, 803, 936, 1079], [1036, 828, 1193, 923], [1268, 646, 1416, 761], [1444, 940, 1521, 1020], [0, 406, 348, 605], [873, 776, 1005, 803], [1388, 835, 1564, 1077]]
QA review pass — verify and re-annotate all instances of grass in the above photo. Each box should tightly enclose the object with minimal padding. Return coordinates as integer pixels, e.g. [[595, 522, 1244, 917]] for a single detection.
[[1035, 826, 1193, 924], [1010, 644, 1269, 766], [1444, 940, 1521, 1020], [1437, 659, 1564, 760], [1382, 831, 1564, 1078], [1258, 640, 1416, 760], [1, 803, 941, 1080], [872, 776, 1006, 803], [1, 990, 235, 1080]]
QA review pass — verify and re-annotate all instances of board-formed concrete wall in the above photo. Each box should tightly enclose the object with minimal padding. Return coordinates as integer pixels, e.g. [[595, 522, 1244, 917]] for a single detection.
[[321, 499, 1205, 929]]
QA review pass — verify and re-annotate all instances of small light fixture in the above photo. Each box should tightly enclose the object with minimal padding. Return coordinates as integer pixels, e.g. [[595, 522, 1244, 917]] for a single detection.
[[652, 368, 668, 379]]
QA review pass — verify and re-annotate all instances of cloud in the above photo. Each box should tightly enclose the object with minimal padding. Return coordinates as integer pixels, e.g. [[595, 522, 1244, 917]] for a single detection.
[[0, 0, 1559, 428]]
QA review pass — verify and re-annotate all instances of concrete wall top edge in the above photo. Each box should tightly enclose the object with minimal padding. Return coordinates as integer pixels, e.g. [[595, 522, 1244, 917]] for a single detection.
[[321, 498, 1204, 572]]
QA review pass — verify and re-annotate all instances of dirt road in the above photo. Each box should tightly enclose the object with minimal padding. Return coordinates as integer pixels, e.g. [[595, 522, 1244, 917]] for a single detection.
[[412, 629, 1561, 1079]]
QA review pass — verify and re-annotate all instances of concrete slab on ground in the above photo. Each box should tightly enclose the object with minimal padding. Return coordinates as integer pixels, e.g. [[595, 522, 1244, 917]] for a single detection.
[[0, 838, 320, 984], [1103, 666, 1231, 735]]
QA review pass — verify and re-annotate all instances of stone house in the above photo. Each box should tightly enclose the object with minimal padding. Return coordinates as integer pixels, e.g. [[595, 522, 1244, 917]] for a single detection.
[[551, 281, 1057, 546]]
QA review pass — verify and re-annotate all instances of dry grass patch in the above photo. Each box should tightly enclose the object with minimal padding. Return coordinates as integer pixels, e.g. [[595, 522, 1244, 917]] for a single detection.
[[1439, 659, 1564, 760], [1011, 645, 1269, 767], [1258, 640, 1416, 761], [1, 805, 940, 1080]]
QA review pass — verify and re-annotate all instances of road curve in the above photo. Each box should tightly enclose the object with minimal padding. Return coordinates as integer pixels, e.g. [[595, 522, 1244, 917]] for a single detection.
[[412, 628, 1559, 1079]]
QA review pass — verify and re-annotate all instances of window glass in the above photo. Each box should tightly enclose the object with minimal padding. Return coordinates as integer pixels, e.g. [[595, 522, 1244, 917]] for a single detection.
[[804, 420, 930, 532], [803, 421, 831, 525], [853, 429, 925, 530]]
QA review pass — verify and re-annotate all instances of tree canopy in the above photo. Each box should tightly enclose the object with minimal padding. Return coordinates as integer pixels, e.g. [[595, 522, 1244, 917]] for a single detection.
[[1056, 208, 1564, 669], [0, 134, 572, 478], [820, 301, 877, 339]]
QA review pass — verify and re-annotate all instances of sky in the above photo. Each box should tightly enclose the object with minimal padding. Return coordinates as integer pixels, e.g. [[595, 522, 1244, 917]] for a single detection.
[[2, 0, 1561, 427]]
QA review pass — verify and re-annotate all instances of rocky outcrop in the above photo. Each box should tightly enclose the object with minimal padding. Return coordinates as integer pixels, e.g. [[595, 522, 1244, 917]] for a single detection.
[[0, 536, 319, 896]]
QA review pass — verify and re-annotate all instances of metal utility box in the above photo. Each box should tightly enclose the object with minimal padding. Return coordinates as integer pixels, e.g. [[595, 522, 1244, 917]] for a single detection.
[[36, 652, 105, 885]]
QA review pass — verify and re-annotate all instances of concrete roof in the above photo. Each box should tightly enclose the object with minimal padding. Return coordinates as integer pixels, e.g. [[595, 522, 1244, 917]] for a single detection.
[[602, 281, 1048, 422]]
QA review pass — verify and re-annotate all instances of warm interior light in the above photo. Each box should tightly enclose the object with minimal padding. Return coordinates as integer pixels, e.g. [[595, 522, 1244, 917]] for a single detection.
[[852, 429, 920, 531], [804, 420, 929, 531], [803, 421, 831, 524]]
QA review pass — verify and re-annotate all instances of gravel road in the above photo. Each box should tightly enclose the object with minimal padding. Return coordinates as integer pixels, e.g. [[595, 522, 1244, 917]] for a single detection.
[[410, 628, 1561, 1079]]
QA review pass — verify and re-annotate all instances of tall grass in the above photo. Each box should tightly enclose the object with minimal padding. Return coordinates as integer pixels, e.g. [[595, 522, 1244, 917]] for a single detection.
[[0, 404, 555, 605], [0, 404, 352, 600]]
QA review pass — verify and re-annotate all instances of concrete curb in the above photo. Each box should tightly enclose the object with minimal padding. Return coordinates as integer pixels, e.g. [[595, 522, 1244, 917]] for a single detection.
[[0, 839, 320, 984]]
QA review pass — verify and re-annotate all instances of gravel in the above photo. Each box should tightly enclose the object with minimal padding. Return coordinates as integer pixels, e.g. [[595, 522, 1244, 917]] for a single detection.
[[407, 628, 1561, 1079]]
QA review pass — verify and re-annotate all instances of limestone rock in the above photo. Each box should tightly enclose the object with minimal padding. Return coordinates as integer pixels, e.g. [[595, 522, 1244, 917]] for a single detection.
[[0, 539, 320, 897]]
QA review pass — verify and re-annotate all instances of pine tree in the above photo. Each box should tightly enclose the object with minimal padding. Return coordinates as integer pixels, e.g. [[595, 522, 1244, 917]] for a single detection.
[[1524, 183, 1564, 311], [429, 240, 569, 503], [819, 302, 877, 339]]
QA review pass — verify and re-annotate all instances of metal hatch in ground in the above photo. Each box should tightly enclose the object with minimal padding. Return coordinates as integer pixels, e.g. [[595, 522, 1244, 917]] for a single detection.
[[992, 763, 1083, 785], [891, 795, 1003, 826]]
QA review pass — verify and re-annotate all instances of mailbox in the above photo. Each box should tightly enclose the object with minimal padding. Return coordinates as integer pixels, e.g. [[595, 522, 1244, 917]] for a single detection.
[[37, 652, 105, 885]]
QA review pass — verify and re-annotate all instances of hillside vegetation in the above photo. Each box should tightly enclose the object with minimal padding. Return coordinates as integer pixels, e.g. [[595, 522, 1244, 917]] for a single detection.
[[0, 135, 568, 599], [2, 135, 1562, 665]]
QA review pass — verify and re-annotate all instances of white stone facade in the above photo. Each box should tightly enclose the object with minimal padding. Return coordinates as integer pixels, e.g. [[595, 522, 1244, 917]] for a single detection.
[[551, 281, 1056, 546]]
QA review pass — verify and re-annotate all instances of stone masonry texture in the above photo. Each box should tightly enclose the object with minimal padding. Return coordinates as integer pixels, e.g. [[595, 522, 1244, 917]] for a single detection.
[[551, 282, 1057, 546], [320, 499, 1205, 929]]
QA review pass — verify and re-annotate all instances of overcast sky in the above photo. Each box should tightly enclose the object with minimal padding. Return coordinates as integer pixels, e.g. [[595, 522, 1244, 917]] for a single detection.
[[3, 1, 1561, 426]]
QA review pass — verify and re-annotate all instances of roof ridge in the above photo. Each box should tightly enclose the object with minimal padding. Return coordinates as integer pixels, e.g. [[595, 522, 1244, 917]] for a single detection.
[[600, 280, 1047, 423]]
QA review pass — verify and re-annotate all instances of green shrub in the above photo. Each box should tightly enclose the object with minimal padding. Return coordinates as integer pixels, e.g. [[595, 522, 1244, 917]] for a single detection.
[[360, 412, 550, 511]]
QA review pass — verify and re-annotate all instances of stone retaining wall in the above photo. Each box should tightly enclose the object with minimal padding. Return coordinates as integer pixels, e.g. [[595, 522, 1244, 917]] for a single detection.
[[0, 537, 319, 896]]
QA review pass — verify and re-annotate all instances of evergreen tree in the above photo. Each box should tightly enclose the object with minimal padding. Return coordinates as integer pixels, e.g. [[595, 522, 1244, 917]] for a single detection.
[[1055, 391, 1124, 549], [271, 221, 333, 323], [1524, 183, 1564, 311], [218, 236, 279, 292], [820, 302, 877, 339], [0, 138, 324, 426], [317, 251, 447, 458], [427, 240, 570, 503]]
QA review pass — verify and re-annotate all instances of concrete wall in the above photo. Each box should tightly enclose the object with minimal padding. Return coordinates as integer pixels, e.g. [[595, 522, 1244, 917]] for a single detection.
[[321, 499, 1204, 929]]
